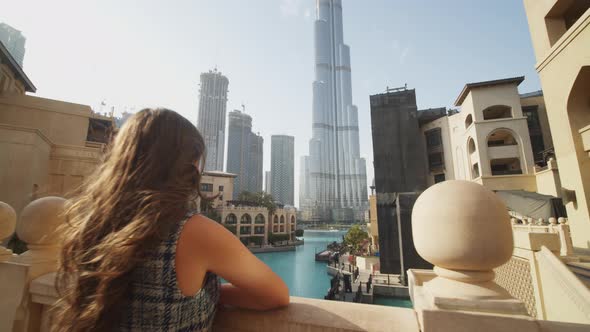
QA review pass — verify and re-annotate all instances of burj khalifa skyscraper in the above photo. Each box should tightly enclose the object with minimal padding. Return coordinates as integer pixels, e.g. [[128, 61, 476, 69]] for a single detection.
[[300, 0, 368, 222]]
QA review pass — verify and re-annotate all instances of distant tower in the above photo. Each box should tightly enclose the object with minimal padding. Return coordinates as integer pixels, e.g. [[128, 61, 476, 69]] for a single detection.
[[270, 135, 295, 205], [197, 68, 229, 171], [0, 23, 26, 67], [226, 110, 263, 198], [265, 171, 272, 194], [300, 0, 368, 222]]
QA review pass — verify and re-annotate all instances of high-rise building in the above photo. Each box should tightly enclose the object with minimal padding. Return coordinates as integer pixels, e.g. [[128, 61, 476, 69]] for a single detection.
[[370, 87, 431, 276], [226, 110, 263, 198], [197, 69, 229, 171], [270, 135, 294, 206], [0, 23, 26, 68], [300, 0, 368, 222], [265, 171, 272, 194]]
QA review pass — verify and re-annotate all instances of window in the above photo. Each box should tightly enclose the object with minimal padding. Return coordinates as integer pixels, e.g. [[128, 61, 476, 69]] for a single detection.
[[428, 152, 444, 170], [255, 214, 265, 224], [434, 173, 446, 183], [425, 128, 442, 148], [218, 185, 224, 192], [472, 163, 480, 179], [280, 215, 285, 224], [490, 158, 522, 176], [523, 105, 546, 162], [240, 226, 251, 234], [240, 214, 252, 224], [465, 114, 473, 128], [200, 183, 213, 192], [225, 214, 237, 224], [468, 137, 476, 154], [483, 105, 512, 120], [545, 1, 590, 46], [254, 226, 265, 234]]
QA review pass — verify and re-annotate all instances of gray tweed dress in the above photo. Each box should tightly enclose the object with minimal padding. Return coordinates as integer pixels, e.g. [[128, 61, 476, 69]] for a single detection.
[[119, 215, 220, 331]]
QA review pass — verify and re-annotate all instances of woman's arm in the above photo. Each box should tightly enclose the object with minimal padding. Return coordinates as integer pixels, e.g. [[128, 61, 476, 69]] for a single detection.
[[177, 215, 289, 310]]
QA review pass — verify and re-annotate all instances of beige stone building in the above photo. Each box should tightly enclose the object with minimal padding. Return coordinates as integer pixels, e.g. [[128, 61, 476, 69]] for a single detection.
[[271, 205, 297, 240], [219, 204, 268, 245], [0, 41, 112, 216], [522, 0, 590, 250], [197, 171, 236, 210]]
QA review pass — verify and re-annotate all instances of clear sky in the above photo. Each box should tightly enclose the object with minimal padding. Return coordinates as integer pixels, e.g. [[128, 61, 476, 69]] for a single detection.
[[2, 0, 541, 207]]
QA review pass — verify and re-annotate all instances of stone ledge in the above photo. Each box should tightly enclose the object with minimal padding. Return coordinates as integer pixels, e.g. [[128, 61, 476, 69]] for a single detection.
[[213, 296, 420, 332]]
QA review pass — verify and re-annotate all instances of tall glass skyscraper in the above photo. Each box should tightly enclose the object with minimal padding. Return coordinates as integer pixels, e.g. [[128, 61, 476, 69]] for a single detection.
[[226, 110, 263, 198], [270, 135, 295, 206], [300, 0, 368, 222], [0, 23, 26, 67], [197, 69, 229, 171]]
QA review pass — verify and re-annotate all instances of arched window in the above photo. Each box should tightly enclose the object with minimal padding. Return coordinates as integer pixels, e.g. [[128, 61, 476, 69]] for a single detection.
[[280, 216, 285, 224], [240, 214, 252, 224], [273, 215, 279, 224], [465, 114, 473, 128], [225, 214, 237, 224], [255, 214, 265, 224], [467, 137, 476, 154], [291, 216, 295, 224], [483, 105, 512, 120], [487, 129, 518, 147], [472, 163, 480, 179]]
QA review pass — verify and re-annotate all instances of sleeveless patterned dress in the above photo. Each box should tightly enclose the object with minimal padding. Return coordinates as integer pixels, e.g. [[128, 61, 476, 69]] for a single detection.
[[119, 215, 220, 331]]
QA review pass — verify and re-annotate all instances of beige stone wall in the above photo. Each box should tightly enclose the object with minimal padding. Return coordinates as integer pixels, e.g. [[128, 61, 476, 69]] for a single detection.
[[0, 63, 25, 95], [0, 95, 106, 216], [523, 0, 590, 248], [0, 94, 91, 146], [420, 115, 455, 185], [475, 174, 537, 192], [535, 164, 562, 197], [0, 126, 51, 214]]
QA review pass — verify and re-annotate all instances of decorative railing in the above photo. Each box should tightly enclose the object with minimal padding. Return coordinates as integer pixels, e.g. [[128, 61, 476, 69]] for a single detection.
[[2, 181, 590, 331]]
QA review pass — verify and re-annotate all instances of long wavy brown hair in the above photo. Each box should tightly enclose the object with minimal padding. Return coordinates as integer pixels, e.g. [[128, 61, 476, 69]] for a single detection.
[[53, 108, 207, 331]]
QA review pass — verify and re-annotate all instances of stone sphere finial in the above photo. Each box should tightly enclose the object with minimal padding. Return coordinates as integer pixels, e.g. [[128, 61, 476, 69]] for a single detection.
[[17, 197, 67, 248], [549, 217, 557, 225], [412, 180, 513, 273], [558, 217, 567, 225], [0, 201, 17, 241]]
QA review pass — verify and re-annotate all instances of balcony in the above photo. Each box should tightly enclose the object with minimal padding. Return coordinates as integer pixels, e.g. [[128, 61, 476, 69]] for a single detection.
[[2, 182, 590, 332]]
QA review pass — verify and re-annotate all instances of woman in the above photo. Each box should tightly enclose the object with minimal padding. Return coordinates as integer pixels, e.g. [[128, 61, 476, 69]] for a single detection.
[[54, 108, 289, 332]]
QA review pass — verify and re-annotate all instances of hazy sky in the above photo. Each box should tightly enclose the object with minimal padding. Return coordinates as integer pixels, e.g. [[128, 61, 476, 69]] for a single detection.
[[2, 0, 541, 206]]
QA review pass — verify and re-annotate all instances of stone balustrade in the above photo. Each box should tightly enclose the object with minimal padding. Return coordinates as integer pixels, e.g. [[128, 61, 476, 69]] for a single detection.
[[511, 217, 574, 256], [2, 181, 590, 331]]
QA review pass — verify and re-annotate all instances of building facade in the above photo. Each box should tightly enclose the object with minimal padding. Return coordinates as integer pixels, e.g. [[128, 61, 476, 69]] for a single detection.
[[0, 23, 25, 68], [226, 110, 263, 198], [197, 171, 236, 211], [523, 0, 590, 249], [300, 0, 368, 222], [0, 42, 112, 215], [196, 69, 229, 171], [270, 135, 294, 205]]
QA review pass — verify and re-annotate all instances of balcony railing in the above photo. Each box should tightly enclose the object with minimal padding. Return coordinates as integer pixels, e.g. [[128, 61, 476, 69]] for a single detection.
[[2, 181, 590, 331]]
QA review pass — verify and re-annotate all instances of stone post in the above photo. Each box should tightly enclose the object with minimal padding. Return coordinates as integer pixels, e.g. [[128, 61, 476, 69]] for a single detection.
[[11, 196, 67, 332], [409, 180, 527, 328], [0, 201, 17, 261], [558, 218, 574, 256]]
